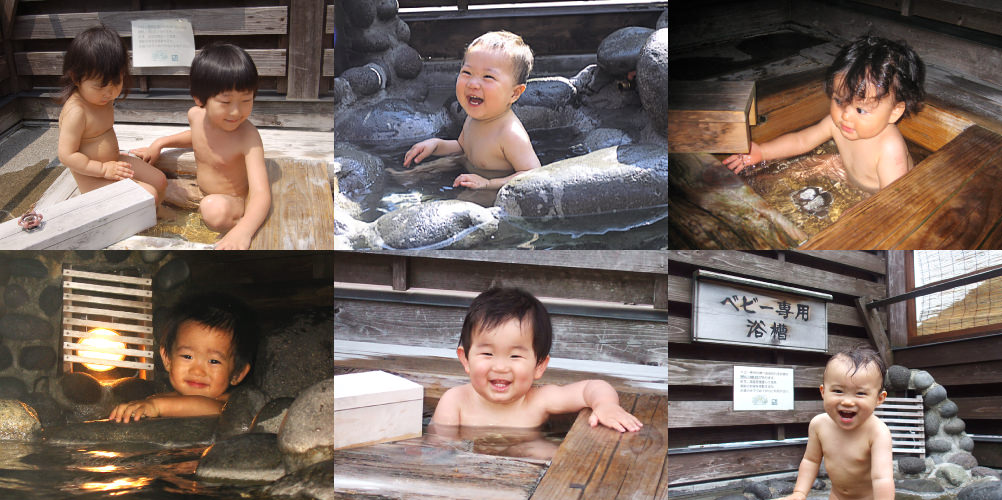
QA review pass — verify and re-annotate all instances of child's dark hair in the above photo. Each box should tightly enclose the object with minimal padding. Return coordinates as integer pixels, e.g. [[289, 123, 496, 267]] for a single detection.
[[459, 287, 552, 365], [826, 345, 886, 390], [824, 36, 925, 120], [58, 26, 131, 104], [160, 292, 258, 380], [189, 42, 259, 105]]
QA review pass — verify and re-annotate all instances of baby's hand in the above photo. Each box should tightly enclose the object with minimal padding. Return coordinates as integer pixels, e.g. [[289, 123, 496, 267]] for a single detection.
[[453, 173, 489, 190], [110, 399, 159, 423], [102, 160, 134, 181], [129, 146, 161, 165], [589, 402, 643, 433], [722, 142, 764, 173], [215, 230, 252, 250], [403, 138, 440, 167]]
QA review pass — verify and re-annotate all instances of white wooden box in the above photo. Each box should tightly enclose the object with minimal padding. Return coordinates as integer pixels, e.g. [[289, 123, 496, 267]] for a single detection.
[[334, 370, 423, 450]]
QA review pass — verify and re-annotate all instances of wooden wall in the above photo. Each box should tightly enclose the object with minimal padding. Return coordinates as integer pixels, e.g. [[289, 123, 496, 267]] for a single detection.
[[666, 250, 888, 485]]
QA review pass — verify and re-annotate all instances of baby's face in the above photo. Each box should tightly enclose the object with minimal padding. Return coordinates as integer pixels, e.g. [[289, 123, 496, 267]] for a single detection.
[[455, 47, 524, 121], [76, 76, 123, 107], [829, 74, 905, 141], [458, 318, 548, 406], [820, 357, 886, 431], [201, 90, 255, 132], [160, 320, 245, 399]]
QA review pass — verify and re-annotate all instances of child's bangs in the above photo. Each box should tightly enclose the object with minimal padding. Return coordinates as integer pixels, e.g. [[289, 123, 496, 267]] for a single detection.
[[835, 66, 893, 104]]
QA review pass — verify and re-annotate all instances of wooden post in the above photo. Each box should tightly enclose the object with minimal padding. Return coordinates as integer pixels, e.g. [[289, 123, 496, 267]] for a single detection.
[[286, 0, 324, 99], [856, 296, 893, 366], [886, 251, 909, 348], [1, 0, 19, 96], [392, 256, 408, 291]]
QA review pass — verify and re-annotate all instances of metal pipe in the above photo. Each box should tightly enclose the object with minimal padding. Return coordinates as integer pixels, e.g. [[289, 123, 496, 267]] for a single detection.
[[866, 265, 1002, 309], [400, 1, 668, 21]]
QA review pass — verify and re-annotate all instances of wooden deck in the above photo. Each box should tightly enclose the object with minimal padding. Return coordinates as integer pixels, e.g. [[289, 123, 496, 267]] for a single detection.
[[802, 125, 1002, 249]]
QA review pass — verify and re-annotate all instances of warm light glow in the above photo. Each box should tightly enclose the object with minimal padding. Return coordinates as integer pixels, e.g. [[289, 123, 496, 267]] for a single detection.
[[81, 465, 119, 473], [78, 328, 127, 372], [86, 450, 122, 458], [80, 477, 151, 492]]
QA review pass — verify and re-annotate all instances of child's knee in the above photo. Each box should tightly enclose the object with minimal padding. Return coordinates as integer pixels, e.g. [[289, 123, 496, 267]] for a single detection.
[[200, 196, 238, 231]]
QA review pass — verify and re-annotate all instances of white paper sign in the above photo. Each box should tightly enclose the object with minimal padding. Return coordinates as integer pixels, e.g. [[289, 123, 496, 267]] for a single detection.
[[733, 365, 794, 411], [131, 19, 195, 67]]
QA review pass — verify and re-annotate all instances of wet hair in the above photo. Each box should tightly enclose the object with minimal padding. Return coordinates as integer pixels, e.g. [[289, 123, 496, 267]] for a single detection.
[[825, 345, 886, 390], [824, 36, 925, 120], [189, 42, 259, 105], [160, 292, 258, 381], [459, 287, 552, 365], [465, 31, 534, 85], [58, 26, 131, 104]]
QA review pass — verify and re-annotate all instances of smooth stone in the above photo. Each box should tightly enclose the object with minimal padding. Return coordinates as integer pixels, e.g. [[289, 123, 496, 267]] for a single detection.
[[913, 370, 935, 390], [0, 399, 41, 441], [924, 384, 948, 406], [948, 451, 979, 469], [391, 44, 423, 80], [104, 251, 130, 263], [331, 77, 352, 105], [925, 411, 942, 436], [0, 313, 54, 341], [38, 285, 62, 315], [45, 416, 217, 446], [936, 463, 971, 487], [9, 258, 48, 278], [19, 345, 57, 370], [59, 372, 103, 405], [958, 480, 1002, 500], [896, 478, 945, 493], [140, 250, 167, 263], [331, 144, 386, 201], [495, 144, 669, 235], [518, 77, 577, 109], [0, 376, 28, 399], [264, 459, 334, 499], [944, 418, 967, 435], [254, 310, 335, 399], [154, 258, 190, 291], [216, 384, 270, 440], [347, 26, 394, 53], [899, 456, 928, 474], [342, 0, 376, 28], [375, 0, 398, 20], [4, 283, 29, 309], [109, 377, 156, 404], [972, 467, 1001, 479], [0, 345, 11, 370], [394, 17, 410, 44], [278, 378, 335, 471], [743, 482, 771, 500], [887, 365, 911, 390], [927, 438, 953, 454], [961, 436, 976, 452], [195, 433, 285, 483], [342, 65, 383, 96], [21, 391, 64, 428], [716, 495, 750, 500], [334, 99, 451, 146], [251, 397, 295, 434], [374, 200, 500, 250], [636, 28, 669, 135], [597, 26, 655, 75], [939, 400, 959, 418], [764, 479, 795, 496]]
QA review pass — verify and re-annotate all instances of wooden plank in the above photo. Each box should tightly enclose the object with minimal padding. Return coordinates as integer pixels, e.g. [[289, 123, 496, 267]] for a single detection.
[[286, 0, 324, 99], [12, 7, 288, 39], [0, 179, 155, 249], [63, 268, 152, 285], [63, 342, 153, 358], [325, 5, 334, 34], [249, 158, 337, 250], [62, 354, 153, 371], [63, 281, 152, 297], [953, 396, 1002, 420], [895, 334, 1002, 368], [667, 81, 755, 153], [802, 126, 1002, 249], [787, 250, 887, 275], [668, 400, 823, 428], [912, 0, 1002, 38], [531, 394, 668, 500], [856, 296, 892, 366], [322, 48, 335, 77], [886, 251, 908, 348], [898, 99, 973, 151], [668, 444, 805, 485], [35, 169, 79, 210], [668, 359, 824, 388], [924, 360, 1002, 386], [375, 250, 671, 275], [64, 317, 153, 335], [63, 329, 153, 346], [15, 49, 287, 76], [63, 293, 151, 310], [63, 305, 152, 322]]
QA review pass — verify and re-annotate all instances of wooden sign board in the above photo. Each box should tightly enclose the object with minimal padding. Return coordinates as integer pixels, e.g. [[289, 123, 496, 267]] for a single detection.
[[693, 270, 831, 352], [334, 370, 423, 450]]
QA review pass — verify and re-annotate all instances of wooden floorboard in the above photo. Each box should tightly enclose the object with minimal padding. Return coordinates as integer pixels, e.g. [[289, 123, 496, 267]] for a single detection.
[[802, 125, 1002, 249], [250, 158, 337, 250], [531, 393, 668, 500]]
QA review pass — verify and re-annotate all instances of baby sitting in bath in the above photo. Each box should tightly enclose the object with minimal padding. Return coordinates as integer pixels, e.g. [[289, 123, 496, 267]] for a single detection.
[[394, 31, 541, 197], [432, 287, 642, 432], [110, 293, 257, 422], [131, 43, 271, 250], [724, 36, 925, 194], [775, 345, 893, 500]]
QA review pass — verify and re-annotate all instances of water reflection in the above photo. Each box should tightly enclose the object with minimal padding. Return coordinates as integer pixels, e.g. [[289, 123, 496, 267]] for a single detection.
[[425, 421, 565, 462]]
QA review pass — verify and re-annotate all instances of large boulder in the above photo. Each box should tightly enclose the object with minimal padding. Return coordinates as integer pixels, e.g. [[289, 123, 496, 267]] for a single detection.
[[495, 144, 669, 234], [45, 416, 217, 446], [195, 433, 285, 482], [278, 378, 335, 471], [331, 144, 386, 202], [374, 200, 500, 250], [0, 399, 42, 441], [597, 27, 655, 75], [334, 99, 452, 146], [636, 28, 670, 135]]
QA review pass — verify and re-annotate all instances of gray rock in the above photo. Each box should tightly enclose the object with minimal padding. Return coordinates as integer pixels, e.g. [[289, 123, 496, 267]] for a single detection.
[[104, 251, 130, 263], [391, 44, 423, 80], [743, 482, 771, 500], [394, 18, 411, 44], [961, 436, 975, 452], [19, 345, 56, 370], [9, 258, 48, 278], [342, 0, 376, 28], [925, 411, 942, 436], [899, 456, 928, 474], [0, 313, 54, 341], [21, 391, 64, 427], [154, 258, 190, 291], [195, 433, 285, 483], [216, 385, 270, 440], [657, 9, 668, 29], [597, 27, 655, 75], [944, 417, 967, 435], [939, 400, 959, 418], [582, 128, 633, 152], [278, 378, 335, 471], [887, 365, 911, 390], [716, 495, 750, 500], [924, 384, 948, 406], [109, 377, 156, 404], [935, 463, 971, 487], [927, 438, 953, 454], [348, 26, 394, 53], [913, 370, 935, 390], [331, 77, 352, 105], [343, 65, 383, 96], [251, 397, 295, 434], [959, 480, 1002, 500], [332, 145, 386, 201], [375, 200, 500, 250], [0, 376, 28, 399], [972, 467, 1001, 480], [896, 478, 945, 493], [45, 416, 217, 446], [496, 145, 669, 235], [38, 285, 62, 315], [140, 251, 167, 263], [254, 309, 334, 400], [518, 78, 577, 109], [264, 459, 335, 499], [636, 28, 669, 135], [375, 0, 398, 20], [60, 372, 104, 405], [0, 399, 41, 441], [0, 344, 11, 370], [948, 451, 979, 469], [4, 284, 29, 309], [764, 479, 795, 496], [569, 64, 614, 95], [335, 99, 451, 145]]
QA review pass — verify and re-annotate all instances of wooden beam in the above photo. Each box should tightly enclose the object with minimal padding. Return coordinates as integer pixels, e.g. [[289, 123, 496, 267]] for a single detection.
[[249, 158, 337, 250], [668, 400, 823, 428], [12, 7, 288, 39], [856, 296, 892, 365], [668, 444, 805, 485], [886, 251, 909, 348], [15, 49, 287, 76], [953, 396, 1002, 420], [669, 359, 825, 388], [286, 0, 324, 99]]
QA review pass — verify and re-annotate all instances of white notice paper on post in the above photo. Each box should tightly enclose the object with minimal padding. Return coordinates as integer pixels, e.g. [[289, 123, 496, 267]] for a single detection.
[[131, 19, 195, 67], [733, 365, 794, 411]]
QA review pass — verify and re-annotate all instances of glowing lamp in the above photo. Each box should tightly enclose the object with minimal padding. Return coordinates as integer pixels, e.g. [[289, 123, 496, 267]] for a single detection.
[[77, 328, 127, 372]]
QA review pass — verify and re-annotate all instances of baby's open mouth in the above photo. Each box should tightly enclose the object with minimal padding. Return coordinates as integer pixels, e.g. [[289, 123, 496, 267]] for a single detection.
[[838, 410, 856, 422], [490, 379, 511, 391], [468, 96, 483, 106]]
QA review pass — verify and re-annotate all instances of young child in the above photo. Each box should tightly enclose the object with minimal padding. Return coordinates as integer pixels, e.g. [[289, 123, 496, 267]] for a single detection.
[[399, 31, 541, 192], [110, 292, 257, 422], [432, 287, 642, 432], [57, 26, 167, 206], [724, 36, 925, 194], [777, 346, 893, 500], [131, 43, 271, 250]]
